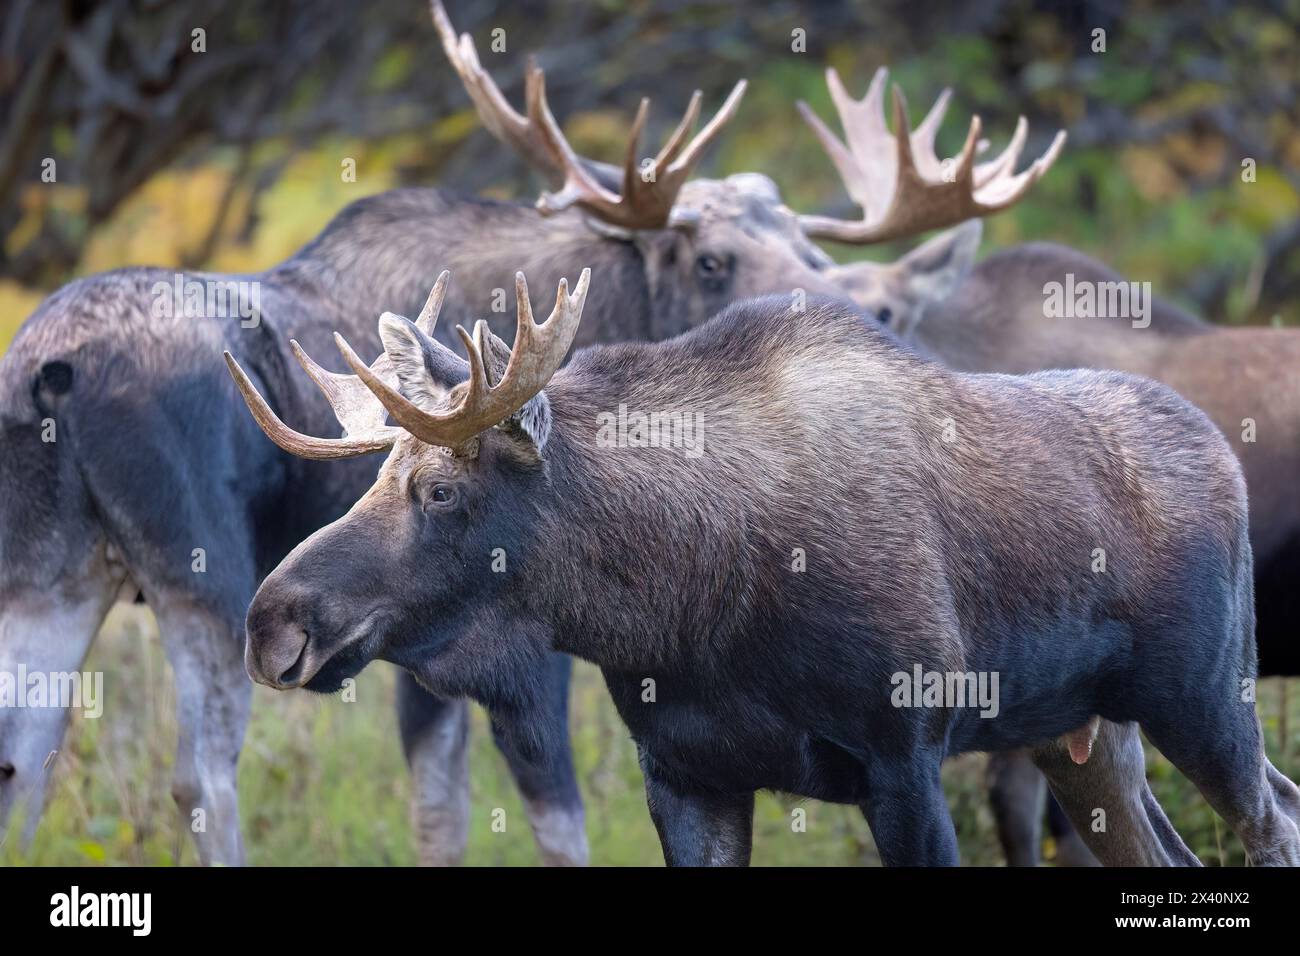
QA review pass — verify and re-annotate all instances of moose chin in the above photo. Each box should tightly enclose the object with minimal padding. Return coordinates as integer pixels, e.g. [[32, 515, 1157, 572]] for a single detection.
[[229, 264, 1300, 868]]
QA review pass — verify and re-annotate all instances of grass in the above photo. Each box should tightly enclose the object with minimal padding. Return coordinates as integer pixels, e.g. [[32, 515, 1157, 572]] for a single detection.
[[3, 604, 1295, 866]]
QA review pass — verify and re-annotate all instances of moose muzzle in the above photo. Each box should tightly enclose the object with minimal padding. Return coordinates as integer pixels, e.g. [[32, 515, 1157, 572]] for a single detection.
[[244, 591, 314, 689]]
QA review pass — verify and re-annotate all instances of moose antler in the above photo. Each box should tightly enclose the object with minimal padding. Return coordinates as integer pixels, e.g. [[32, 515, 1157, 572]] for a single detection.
[[796, 67, 1066, 244], [224, 349, 400, 461], [223, 273, 455, 460], [430, 0, 745, 231], [335, 269, 590, 454]]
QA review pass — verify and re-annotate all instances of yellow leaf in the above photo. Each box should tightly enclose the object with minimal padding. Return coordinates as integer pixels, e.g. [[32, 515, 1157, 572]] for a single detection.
[[0, 280, 46, 354]]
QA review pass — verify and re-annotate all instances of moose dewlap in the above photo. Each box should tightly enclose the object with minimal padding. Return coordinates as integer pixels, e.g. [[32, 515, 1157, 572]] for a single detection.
[[232, 274, 1300, 867]]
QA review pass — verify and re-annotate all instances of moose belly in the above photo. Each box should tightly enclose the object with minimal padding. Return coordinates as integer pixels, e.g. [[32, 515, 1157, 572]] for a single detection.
[[605, 674, 876, 803], [947, 616, 1136, 754], [604, 612, 1135, 801]]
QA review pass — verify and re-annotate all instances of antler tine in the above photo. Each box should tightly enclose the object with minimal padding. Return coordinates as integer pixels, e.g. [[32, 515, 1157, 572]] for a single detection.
[[797, 66, 1066, 245], [223, 351, 398, 460], [664, 80, 747, 177], [526, 63, 623, 213], [618, 98, 653, 197], [651, 91, 701, 170], [975, 129, 1067, 208], [832, 66, 889, 173], [974, 115, 1026, 188], [505, 268, 590, 381], [907, 86, 958, 181], [796, 99, 864, 207], [429, 0, 567, 189], [912, 87, 953, 157], [415, 270, 451, 336], [339, 270, 592, 454]]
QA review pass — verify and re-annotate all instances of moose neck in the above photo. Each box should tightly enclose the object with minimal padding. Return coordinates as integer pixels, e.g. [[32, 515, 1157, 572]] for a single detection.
[[509, 300, 935, 674], [523, 395, 760, 672]]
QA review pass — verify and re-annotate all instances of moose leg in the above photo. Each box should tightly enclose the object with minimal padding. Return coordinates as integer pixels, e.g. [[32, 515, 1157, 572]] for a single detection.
[[155, 600, 251, 867], [1031, 719, 1198, 866], [1267, 762, 1300, 824], [1047, 790, 1101, 866], [1140, 708, 1300, 866], [489, 654, 587, 866], [396, 671, 471, 866], [986, 749, 1045, 866], [0, 580, 116, 851], [1140, 784, 1201, 865], [639, 748, 754, 866], [861, 750, 960, 866]]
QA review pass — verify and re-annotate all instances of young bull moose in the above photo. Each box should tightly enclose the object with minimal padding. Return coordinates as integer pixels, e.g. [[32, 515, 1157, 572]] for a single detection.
[[228, 268, 1300, 866], [0, 0, 1064, 865]]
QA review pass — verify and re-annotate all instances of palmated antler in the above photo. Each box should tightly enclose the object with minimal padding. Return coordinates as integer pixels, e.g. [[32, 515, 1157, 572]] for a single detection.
[[223, 273, 454, 459], [796, 67, 1066, 244], [430, 0, 745, 231], [335, 269, 589, 453]]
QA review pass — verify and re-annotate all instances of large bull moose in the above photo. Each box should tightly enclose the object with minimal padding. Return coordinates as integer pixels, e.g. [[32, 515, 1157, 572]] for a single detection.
[[0, 0, 1063, 864], [228, 266, 1300, 866]]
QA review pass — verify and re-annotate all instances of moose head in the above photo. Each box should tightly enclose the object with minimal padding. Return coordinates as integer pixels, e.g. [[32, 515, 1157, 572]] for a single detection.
[[226, 269, 589, 692]]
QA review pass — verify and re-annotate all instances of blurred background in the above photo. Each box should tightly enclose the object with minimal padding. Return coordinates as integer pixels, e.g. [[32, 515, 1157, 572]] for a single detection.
[[0, 0, 1296, 864]]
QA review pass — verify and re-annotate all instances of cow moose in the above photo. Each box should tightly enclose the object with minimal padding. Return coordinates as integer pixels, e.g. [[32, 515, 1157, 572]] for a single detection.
[[842, 227, 1300, 864], [228, 263, 1300, 866], [0, 0, 1063, 864]]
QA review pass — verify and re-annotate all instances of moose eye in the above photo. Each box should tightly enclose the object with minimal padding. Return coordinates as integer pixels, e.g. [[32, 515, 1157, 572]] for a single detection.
[[695, 254, 723, 277], [430, 484, 454, 504], [877, 307, 893, 325]]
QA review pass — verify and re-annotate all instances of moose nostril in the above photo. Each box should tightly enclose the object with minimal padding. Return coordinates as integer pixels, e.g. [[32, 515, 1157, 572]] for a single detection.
[[275, 630, 311, 686], [0, 762, 15, 781]]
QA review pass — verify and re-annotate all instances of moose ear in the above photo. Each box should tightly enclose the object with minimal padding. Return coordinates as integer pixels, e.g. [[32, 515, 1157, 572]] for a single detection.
[[378, 312, 465, 413], [472, 319, 554, 453], [896, 220, 982, 308]]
